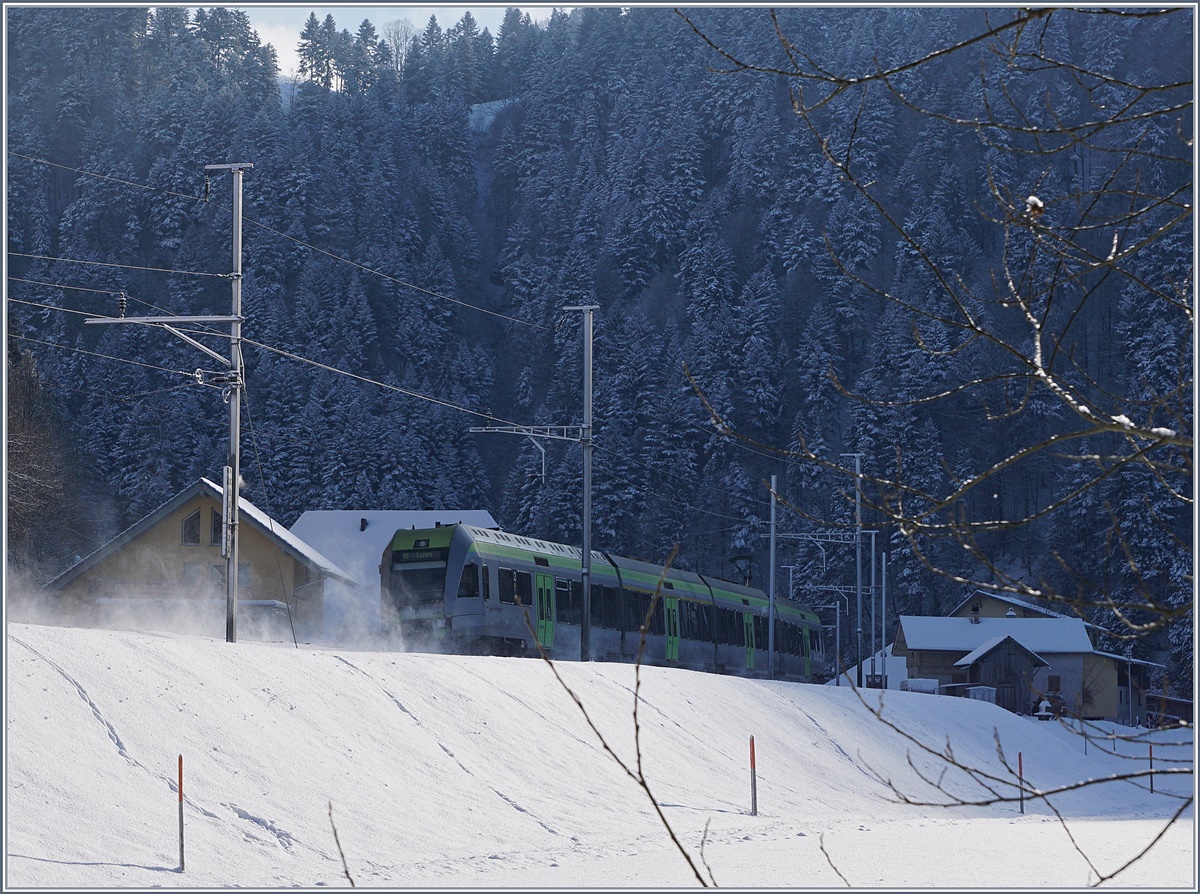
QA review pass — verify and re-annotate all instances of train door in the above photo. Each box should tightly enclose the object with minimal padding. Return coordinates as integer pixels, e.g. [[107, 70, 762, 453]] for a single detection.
[[664, 597, 680, 662], [535, 572, 555, 650], [743, 612, 755, 670], [801, 626, 812, 678]]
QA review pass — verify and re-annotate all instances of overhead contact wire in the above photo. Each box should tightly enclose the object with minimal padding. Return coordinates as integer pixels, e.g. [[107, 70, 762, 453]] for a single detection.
[[11, 152, 546, 331]]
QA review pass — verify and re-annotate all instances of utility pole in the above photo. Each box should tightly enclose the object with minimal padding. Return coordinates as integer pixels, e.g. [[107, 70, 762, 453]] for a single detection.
[[85, 162, 252, 644], [768, 474, 777, 677], [881, 551, 888, 689], [568, 305, 598, 663], [207, 163, 252, 643], [842, 453, 864, 686], [471, 304, 598, 661], [868, 529, 876, 685]]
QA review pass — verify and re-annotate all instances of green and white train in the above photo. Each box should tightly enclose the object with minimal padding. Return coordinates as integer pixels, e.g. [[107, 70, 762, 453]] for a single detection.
[[381, 523, 825, 680]]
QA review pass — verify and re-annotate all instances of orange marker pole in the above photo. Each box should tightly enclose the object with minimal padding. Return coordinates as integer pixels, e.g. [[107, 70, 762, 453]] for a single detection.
[[750, 736, 758, 816], [178, 754, 185, 871]]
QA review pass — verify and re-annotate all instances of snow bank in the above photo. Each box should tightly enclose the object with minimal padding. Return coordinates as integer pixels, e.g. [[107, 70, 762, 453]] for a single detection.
[[4, 623, 1193, 889]]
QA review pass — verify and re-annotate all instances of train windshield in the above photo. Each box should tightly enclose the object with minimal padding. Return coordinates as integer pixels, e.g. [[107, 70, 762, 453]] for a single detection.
[[391, 563, 446, 604]]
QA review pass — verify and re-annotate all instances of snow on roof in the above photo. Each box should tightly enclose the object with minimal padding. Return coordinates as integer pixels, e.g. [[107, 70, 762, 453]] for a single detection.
[[954, 635, 1049, 668], [899, 615, 1094, 655], [1093, 651, 1168, 669], [199, 480, 355, 584], [949, 589, 1105, 632], [289, 510, 498, 588]]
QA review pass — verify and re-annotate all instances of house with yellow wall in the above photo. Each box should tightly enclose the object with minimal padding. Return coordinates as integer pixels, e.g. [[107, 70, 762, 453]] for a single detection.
[[44, 479, 353, 641], [946, 590, 1164, 724]]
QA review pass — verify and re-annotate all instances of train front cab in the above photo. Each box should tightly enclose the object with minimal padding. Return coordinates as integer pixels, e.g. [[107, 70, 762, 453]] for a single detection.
[[390, 525, 615, 658], [381, 524, 487, 651]]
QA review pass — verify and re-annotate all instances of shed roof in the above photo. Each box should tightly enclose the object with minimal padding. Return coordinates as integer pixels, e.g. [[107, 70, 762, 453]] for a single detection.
[[898, 615, 1094, 655], [954, 635, 1050, 668], [45, 479, 355, 590]]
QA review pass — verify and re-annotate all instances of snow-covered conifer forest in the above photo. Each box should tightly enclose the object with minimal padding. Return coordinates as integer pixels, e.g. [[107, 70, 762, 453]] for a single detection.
[[5, 7, 1193, 685]]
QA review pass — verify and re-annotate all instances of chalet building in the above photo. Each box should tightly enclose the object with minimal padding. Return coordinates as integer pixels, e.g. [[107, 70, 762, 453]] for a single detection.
[[948, 590, 1168, 724], [893, 615, 1096, 717], [44, 479, 354, 641]]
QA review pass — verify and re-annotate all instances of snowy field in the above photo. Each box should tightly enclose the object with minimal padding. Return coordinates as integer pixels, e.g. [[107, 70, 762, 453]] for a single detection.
[[4, 622, 1194, 890]]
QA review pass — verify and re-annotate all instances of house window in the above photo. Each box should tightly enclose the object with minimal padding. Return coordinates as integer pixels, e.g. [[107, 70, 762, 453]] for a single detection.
[[183, 563, 206, 587], [1048, 676, 1062, 693], [210, 563, 252, 587], [182, 509, 201, 545], [211, 510, 223, 546]]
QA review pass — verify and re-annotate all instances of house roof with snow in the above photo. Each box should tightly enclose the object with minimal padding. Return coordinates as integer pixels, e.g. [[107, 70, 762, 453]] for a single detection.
[[949, 589, 1104, 632], [45, 478, 355, 589], [953, 635, 1050, 668], [289, 509, 499, 588], [895, 615, 1094, 656]]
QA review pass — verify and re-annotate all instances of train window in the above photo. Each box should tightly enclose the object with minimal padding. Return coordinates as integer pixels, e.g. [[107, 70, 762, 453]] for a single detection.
[[589, 585, 612, 629], [514, 571, 532, 606], [499, 568, 516, 604], [754, 616, 767, 647], [622, 589, 640, 632], [680, 601, 694, 640], [651, 597, 664, 636], [781, 622, 795, 656], [456, 563, 479, 599], [482, 565, 490, 601], [634, 593, 663, 636], [608, 587, 623, 630], [556, 579, 580, 625], [713, 608, 728, 645], [535, 556, 550, 567]]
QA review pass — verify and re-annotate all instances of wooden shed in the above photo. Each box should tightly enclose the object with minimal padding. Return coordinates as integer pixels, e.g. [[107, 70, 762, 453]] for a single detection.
[[953, 635, 1050, 714]]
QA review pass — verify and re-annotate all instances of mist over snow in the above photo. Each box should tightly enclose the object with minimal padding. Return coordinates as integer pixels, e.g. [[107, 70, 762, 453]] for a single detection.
[[4, 622, 1194, 890]]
